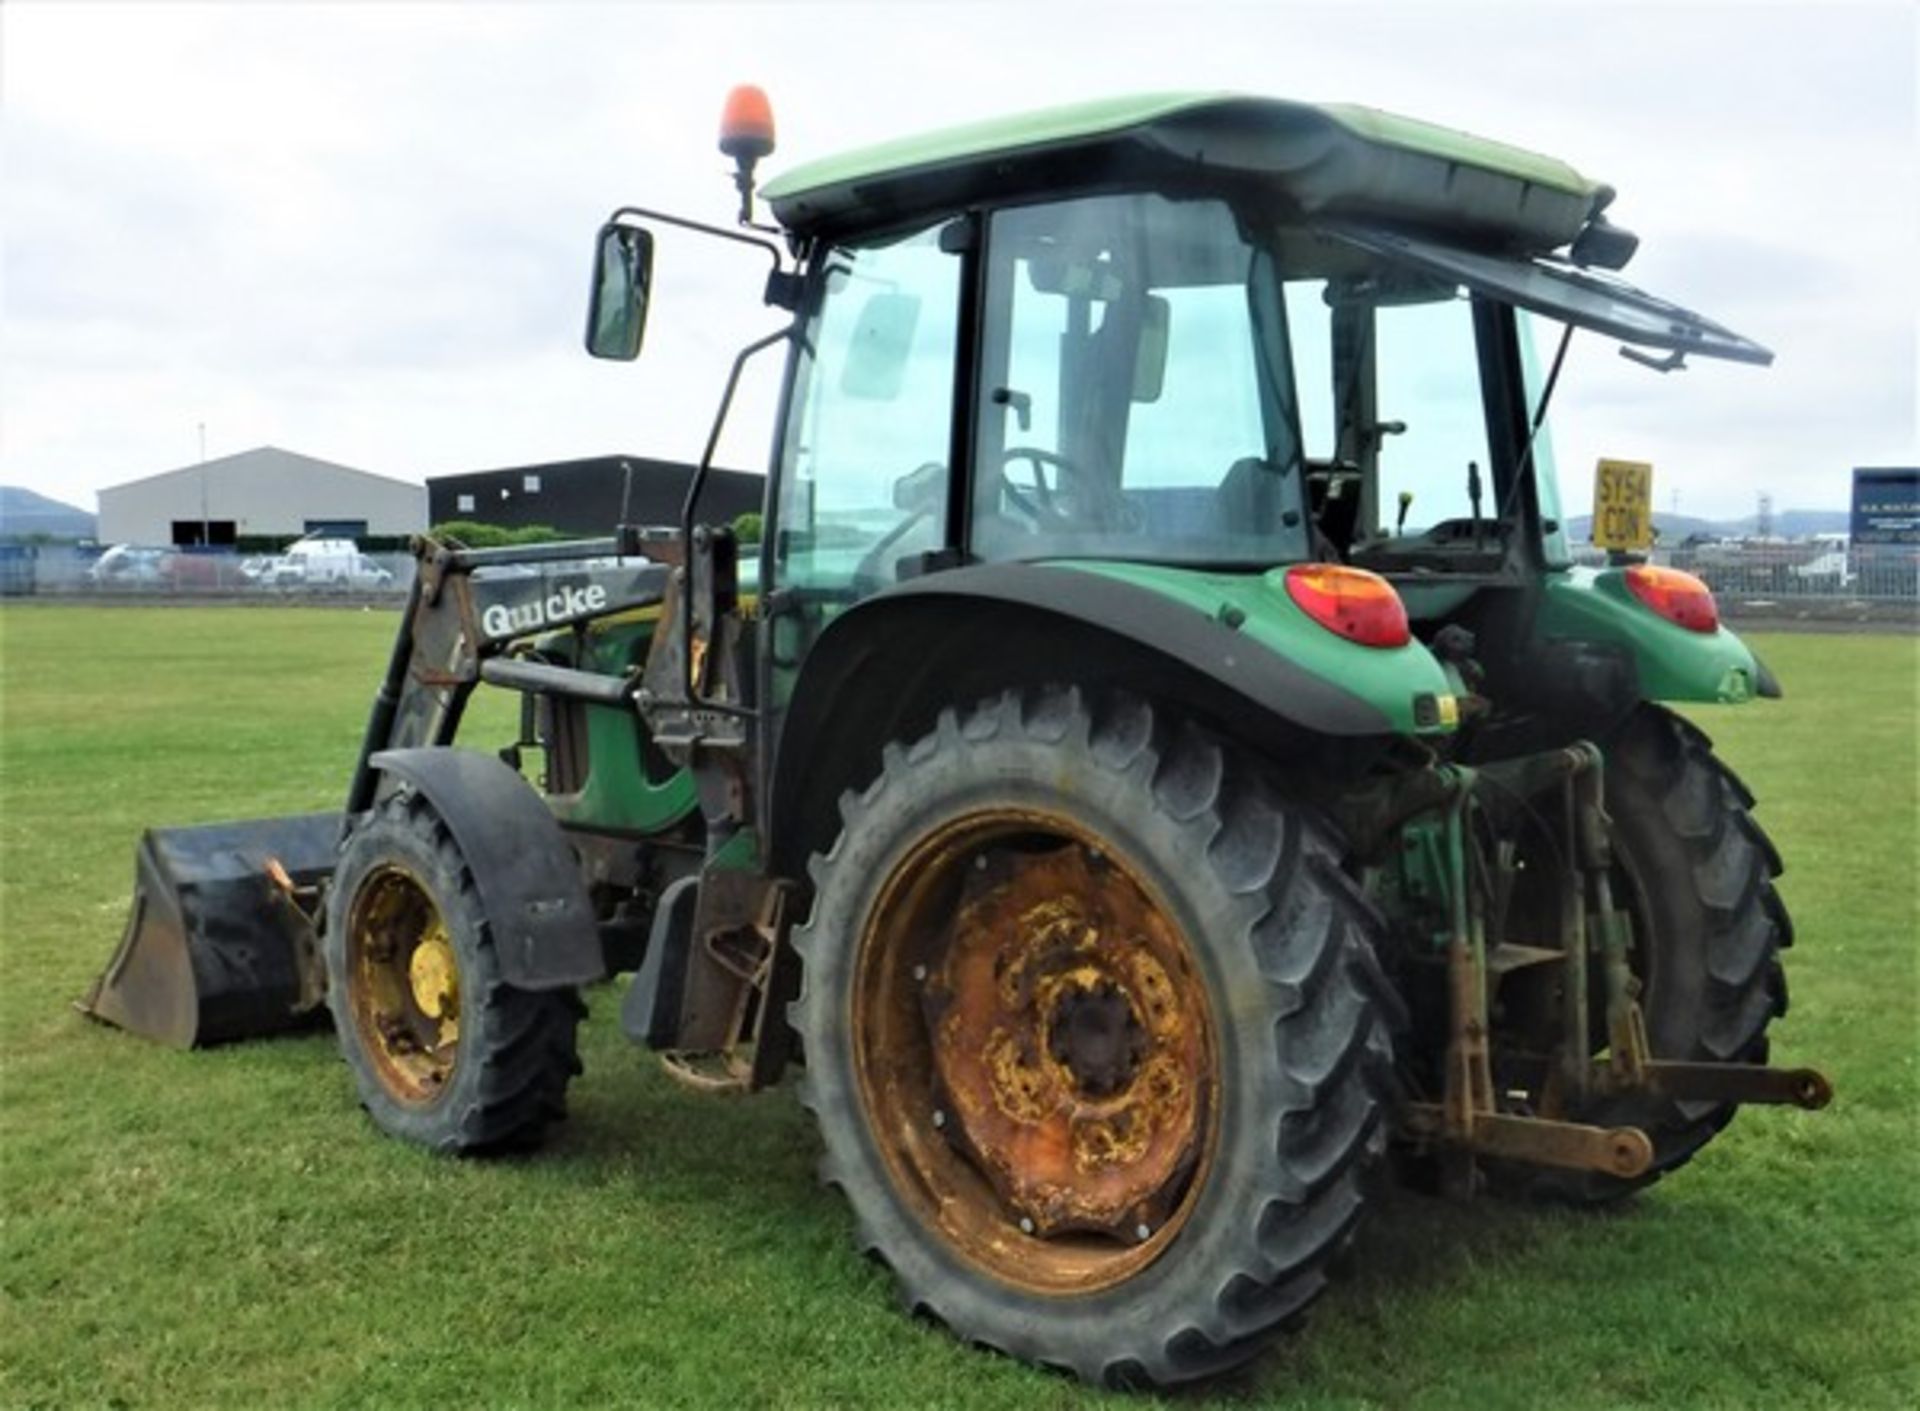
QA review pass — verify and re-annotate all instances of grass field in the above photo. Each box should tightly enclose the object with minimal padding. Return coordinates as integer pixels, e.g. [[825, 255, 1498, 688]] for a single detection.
[[2, 605, 1915, 1409]]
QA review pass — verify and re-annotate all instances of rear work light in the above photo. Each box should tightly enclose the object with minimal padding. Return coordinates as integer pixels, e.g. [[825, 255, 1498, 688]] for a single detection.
[[1283, 564, 1411, 648], [1624, 564, 1720, 633]]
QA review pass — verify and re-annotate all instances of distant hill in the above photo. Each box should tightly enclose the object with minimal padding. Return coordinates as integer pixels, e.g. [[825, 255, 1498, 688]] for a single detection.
[[0, 486, 95, 541], [1564, 508, 1851, 542]]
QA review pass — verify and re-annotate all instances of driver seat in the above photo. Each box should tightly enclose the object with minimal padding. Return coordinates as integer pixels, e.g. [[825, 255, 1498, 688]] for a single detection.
[[1214, 456, 1282, 534], [1213, 456, 1344, 561]]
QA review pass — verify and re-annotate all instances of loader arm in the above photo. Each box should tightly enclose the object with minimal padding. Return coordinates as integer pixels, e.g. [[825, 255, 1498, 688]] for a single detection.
[[345, 532, 681, 818], [83, 531, 685, 1048]]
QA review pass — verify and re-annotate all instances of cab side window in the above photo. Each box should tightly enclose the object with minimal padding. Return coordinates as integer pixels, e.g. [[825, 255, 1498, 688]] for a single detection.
[[774, 225, 961, 596]]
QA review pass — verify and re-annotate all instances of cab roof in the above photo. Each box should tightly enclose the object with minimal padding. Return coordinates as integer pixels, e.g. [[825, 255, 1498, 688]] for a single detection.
[[762, 92, 1610, 252]]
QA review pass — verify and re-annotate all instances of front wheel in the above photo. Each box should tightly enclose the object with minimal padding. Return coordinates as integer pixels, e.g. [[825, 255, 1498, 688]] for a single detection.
[[323, 791, 584, 1153], [789, 689, 1395, 1387]]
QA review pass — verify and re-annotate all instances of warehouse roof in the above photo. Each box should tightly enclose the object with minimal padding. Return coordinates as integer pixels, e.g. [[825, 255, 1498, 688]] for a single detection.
[[100, 446, 417, 494]]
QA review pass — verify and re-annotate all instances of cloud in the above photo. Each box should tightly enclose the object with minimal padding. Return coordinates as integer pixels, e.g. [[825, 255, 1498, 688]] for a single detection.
[[2, 1, 1913, 519]]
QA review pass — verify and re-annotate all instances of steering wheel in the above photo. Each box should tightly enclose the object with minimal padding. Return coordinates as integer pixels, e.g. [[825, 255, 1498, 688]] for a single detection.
[[999, 446, 1137, 531]]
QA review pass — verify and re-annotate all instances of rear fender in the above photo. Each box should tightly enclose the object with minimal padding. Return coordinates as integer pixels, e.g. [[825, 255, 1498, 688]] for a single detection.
[[1536, 568, 1780, 703], [367, 748, 603, 989], [765, 562, 1448, 874]]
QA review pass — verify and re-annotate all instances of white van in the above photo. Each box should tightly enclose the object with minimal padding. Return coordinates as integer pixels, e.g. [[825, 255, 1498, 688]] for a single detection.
[[277, 537, 395, 589], [281, 537, 360, 582]]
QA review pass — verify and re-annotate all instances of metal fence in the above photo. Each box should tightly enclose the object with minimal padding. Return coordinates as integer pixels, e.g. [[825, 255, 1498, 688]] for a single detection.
[[1569, 543, 1919, 603], [4, 541, 1915, 606], [1, 545, 416, 599]]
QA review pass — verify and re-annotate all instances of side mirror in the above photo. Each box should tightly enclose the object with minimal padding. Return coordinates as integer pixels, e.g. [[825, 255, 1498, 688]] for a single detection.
[[1132, 294, 1171, 403], [585, 223, 654, 361]]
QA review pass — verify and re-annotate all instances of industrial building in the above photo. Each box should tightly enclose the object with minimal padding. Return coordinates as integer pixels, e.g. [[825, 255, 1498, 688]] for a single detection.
[[427, 456, 764, 538], [96, 447, 425, 547]]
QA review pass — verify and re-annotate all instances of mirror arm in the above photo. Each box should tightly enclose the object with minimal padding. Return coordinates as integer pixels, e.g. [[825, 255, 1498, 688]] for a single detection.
[[607, 204, 785, 278]]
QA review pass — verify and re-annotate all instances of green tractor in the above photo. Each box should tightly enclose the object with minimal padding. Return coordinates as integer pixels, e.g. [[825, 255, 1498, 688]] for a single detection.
[[85, 90, 1829, 1386]]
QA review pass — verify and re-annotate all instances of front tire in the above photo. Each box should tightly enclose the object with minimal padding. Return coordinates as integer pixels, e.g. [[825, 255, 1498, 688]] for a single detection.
[[324, 791, 584, 1153], [789, 689, 1394, 1387]]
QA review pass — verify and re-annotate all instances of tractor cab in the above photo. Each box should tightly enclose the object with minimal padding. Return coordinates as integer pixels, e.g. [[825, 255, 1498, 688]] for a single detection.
[[749, 95, 1769, 631]]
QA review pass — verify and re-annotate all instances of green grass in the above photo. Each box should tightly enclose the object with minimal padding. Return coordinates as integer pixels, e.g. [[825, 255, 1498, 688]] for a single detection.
[[2, 606, 1915, 1408]]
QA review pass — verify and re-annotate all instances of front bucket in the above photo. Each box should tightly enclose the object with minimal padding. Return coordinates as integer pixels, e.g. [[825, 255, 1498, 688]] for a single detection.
[[79, 813, 341, 1048]]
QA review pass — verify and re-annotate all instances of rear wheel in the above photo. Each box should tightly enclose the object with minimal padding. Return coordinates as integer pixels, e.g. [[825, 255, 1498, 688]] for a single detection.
[[1520, 706, 1792, 1202], [324, 791, 584, 1153], [790, 689, 1394, 1387]]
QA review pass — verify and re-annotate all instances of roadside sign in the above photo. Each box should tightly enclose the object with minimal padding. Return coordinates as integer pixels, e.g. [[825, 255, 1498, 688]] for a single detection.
[[1592, 458, 1654, 551], [1850, 467, 1919, 546]]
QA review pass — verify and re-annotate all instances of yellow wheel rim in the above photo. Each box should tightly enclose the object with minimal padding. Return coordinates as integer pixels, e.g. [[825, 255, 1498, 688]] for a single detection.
[[346, 865, 461, 1104]]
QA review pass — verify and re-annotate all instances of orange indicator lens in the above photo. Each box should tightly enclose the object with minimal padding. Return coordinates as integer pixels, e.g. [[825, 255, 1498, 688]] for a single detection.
[[1283, 564, 1411, 648], [1623, 564, 1719, 633]]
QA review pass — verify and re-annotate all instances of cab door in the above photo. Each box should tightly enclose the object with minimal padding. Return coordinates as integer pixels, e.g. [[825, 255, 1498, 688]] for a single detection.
[[762, 220, 965, 711]]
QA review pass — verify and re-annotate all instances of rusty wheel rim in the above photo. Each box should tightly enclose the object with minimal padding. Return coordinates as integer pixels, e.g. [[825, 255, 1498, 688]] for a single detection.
[[852, 808, 1218, 1295], [346, 864, 461, 1105]]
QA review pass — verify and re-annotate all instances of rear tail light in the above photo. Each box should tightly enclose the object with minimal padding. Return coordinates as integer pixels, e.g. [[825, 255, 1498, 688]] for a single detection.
[[1283, 564, 1411, 648], [1624, 564, 1719, 633]]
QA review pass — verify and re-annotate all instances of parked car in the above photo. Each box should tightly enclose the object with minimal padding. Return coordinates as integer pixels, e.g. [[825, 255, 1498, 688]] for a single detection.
[[247, 556, 304, 589], [160, 552, 226, 589], [345, 554, 395, 589], [87, 544, 168, 585]]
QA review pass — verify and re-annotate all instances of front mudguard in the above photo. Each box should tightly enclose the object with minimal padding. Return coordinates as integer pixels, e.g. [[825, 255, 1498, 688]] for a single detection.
[[365, 748, 603, 990]]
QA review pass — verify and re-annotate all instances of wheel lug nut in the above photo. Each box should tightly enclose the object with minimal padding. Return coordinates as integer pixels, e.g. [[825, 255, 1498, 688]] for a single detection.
[[1135, 1223, 1152, 1242]]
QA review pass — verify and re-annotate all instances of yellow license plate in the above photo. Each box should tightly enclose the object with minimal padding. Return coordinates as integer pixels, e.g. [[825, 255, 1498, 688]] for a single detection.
[[1592, 458, 1654, 551]]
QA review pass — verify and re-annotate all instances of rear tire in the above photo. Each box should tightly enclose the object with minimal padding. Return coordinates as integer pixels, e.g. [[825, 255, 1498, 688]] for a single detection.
[[789, 688, 1395, 1387], [324, 790, 584, 1153], [1523, 705, 1791, 1202]]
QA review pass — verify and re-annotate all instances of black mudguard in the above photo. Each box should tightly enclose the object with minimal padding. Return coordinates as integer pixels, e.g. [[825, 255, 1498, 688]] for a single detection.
[[368, 748, 604, 990]]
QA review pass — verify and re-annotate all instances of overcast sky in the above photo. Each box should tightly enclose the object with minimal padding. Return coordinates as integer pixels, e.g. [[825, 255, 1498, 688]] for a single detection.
[[4, 1, 1915, 520]]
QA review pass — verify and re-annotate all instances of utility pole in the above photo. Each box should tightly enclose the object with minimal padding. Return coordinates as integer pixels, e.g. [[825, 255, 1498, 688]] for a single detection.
[[198, 422, 210, 548]]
